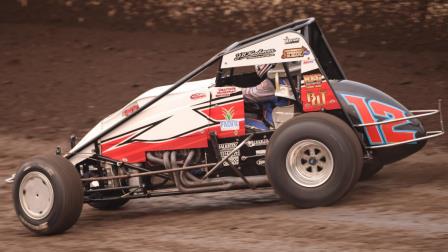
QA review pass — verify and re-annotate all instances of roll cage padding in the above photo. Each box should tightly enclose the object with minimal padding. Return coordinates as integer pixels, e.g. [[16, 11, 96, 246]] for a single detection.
[[216, 72, 265, 88]]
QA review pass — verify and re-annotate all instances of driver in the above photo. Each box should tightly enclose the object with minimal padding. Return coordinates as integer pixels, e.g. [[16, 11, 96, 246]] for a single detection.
[[242, 64, 293, 130], [242, 64, 276, 104]]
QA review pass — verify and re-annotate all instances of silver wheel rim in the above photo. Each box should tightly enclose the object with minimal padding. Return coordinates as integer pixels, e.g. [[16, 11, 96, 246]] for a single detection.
[[286, 139, 334, 187], [19, 171, 54, 220]]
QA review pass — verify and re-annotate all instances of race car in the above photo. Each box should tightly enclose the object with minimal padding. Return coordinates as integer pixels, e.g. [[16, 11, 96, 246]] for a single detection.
[[7, 17, 445, 235]]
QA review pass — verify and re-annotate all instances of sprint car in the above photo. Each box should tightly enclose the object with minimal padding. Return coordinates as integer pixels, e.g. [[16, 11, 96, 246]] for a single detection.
[[7, 18, 445, 235]]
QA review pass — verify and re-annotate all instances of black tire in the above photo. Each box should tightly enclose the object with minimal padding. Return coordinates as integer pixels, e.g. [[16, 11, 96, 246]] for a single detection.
[[359, 159, 384, 181], [266, 112, 363, 208], [88, 196, 129, 210], [13, 155, 83, 235]]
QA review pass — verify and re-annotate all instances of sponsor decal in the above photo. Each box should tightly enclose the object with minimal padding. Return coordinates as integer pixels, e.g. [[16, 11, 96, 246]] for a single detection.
[[306, 92, 327, 107], [190, 93, 206, 100], [223, 107, 235, 120], [303, 73, 323, 86], [283, 36, 300, 44], [256, 158, 265, 166], [300, 81, 341, 112], [255, 149, 266, 155], [215, 87, 237, 98], [220, 121, 239, 131], [303, 59, 315, 65], [246, 138, 269, 147], [303, 75, 336, 107], [122, 103, 140, 117], [234, 49, 276, 61], [218, 142, 240, 166], [220, 107, 240, 131], [281, 46, 309, 59]]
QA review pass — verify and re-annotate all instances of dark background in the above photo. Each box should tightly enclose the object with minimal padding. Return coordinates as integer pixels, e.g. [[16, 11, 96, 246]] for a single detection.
[[2, 0, 448, 49], [0, 0, 446, 144]]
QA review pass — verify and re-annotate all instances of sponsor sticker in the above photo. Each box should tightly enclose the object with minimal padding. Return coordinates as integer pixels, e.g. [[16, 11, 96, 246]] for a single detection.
[[122, 103, 139, 117], [220, 120, 239, 131], [246, 138, 269, 147], [190, 93, 206, 100], [218, 142, 240, 166], [220, 107, 240, 131], [256, 158, 266, 166], [281, 46, 310, 59], [283, 36, 300, 44], [256, 149, 266, 155], [303, 73, 323, 86], [234, 49, 276, 61], [303, 59, 315, 65], [215, 87, 237, 98], [306, 92, 327, 106], [301, 81, 341, 112]]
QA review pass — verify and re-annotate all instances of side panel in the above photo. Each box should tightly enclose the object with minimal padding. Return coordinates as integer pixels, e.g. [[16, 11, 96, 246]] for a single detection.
[[332, 80, 426, 164], [98, 87, 245, 163], [99, 90, 212, 162], [208, 87, 245, 138], [300, 71, 341, 112], [206, 131, 273, 177]]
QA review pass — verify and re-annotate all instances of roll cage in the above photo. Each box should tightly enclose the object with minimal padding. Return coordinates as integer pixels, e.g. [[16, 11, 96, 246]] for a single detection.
[[67, 17, 341, 158]]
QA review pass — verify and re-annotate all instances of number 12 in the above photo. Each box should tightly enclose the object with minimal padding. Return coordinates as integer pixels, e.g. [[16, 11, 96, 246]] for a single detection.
[[342, 94, 416, 145]]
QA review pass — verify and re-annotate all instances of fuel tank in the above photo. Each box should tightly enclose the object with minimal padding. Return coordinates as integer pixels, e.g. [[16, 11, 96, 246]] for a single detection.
[[331, 80, 426, 164]]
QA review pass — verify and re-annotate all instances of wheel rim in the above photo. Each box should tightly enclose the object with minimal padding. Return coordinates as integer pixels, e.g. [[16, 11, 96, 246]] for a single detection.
[[286, 139, 334, 187], [19, 171, 54, 220]]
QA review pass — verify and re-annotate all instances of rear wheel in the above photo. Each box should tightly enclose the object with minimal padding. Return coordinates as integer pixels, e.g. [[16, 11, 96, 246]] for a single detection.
[[266, 112, 363, 208], [13, 155, 83, 235]]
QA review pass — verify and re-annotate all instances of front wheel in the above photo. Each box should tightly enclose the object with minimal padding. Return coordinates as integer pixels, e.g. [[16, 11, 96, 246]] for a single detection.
[[13, 155, 83, 235], [266, 112, 363, 208]]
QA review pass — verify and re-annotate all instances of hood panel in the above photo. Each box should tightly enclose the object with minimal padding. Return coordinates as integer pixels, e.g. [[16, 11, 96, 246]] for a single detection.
[[70, 78, 214, 156]]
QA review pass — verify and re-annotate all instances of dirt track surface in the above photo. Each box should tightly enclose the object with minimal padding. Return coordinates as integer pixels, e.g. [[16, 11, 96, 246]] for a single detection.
[[0, 24, 447, 251], [1, 136, 448, 251]]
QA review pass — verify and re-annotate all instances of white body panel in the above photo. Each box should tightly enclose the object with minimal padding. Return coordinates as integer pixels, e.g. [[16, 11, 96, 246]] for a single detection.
[[68, 78, 215, 163], [221, 32, 319, 71]]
